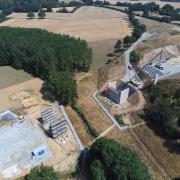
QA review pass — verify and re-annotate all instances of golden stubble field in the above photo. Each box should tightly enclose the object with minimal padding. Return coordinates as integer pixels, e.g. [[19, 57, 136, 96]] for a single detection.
[[0, 6, 132, 42]]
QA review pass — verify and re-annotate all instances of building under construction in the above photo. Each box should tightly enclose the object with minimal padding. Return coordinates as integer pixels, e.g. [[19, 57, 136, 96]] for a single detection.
[[41, 106, 67, 139], [100, 81, 135, 105]]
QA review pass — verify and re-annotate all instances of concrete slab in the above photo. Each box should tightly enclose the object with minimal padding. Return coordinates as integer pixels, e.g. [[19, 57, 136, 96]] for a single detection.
[[0, 118, 52, 179]]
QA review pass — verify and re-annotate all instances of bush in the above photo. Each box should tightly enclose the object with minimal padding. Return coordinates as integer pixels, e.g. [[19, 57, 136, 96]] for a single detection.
[[38, 10, 46, 19], [115, 115, 126, 125], [26, 164, 59, 180], [130, 50, 140, 66], [27, 12, 35, 19]]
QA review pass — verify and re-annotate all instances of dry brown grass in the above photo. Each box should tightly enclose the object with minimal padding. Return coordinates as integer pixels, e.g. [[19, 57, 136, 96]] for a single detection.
[[1, 6, 132, 42], [65, 106, 92, 147], [77, 72, 113, 134], [106, 127, 165, 180], [134, 124, 180, 179], [136, 30, 180, 63], [97, 55, 125, 90], [88, 38, 118, 70]]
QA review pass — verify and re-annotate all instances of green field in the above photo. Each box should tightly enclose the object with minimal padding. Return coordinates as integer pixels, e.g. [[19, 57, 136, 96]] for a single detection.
[[0, 66, 33, 89]]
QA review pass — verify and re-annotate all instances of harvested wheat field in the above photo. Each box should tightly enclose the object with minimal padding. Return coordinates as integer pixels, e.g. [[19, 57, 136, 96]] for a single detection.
[[0, 6, 132, 42]]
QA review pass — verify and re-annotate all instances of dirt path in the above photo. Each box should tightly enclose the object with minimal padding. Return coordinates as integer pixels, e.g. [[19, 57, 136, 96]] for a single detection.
[[93, 124, 116, 142], [128, 128, 170, 179]]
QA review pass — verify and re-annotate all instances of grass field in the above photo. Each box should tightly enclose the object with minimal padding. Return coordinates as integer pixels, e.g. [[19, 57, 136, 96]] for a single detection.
[[88, 38, 119, 70], [134, 124, 180, 178], [76, 73, 113, 134], [1, 6, 132, 42], [0, 66, 33, 89]]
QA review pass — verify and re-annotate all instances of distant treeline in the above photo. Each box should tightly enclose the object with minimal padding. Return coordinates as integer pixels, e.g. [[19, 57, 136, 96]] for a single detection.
[[0, 0, 58, 15], [0, 27, 92, 105]]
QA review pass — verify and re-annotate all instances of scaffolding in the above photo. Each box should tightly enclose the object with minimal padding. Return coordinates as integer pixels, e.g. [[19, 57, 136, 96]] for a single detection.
[[50, 117, 67, 138], [41, 106, 67, 138]]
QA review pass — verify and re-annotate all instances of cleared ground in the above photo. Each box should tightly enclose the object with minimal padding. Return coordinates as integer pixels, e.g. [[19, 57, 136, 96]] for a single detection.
[[0, 72, 79, 178], [0, 66, 33, 89], [1, 6, 131, 42], [0, 119, 52, 179]]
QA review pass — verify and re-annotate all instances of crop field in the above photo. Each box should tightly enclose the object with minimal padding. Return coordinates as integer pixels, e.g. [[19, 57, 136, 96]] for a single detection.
[[1, 6, 132, 42], [0, 66, 33, 89]]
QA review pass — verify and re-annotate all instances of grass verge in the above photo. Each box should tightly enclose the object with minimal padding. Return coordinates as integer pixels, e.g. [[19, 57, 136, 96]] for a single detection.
[[72, 104, 98, 139]]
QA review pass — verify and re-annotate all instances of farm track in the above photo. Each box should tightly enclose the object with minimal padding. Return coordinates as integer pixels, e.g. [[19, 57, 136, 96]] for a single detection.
[[128, 128, 170, 179]]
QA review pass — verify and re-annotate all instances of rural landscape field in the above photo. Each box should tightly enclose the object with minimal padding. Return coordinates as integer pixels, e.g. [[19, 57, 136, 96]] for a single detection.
[[2, 6, 131, 42], [0, 0, 180, 179]]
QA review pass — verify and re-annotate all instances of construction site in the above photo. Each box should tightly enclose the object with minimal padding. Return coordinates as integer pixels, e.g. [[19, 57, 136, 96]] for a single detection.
[[96, 43, 180, 116], [0, 78, 80, 179], [139, 45, 180, 84]]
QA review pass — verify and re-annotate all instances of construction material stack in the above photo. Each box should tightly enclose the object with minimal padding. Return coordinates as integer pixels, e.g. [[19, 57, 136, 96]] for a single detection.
[[41, 106, 67, 138]]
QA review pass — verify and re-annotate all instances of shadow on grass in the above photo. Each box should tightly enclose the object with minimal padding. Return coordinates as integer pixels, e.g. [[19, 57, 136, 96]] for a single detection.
[[144, 117, 180, 155]]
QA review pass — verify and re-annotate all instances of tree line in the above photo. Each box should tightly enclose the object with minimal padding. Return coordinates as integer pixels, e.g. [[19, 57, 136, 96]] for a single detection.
[[116, 1, 180, 23], [0, 0, 58, 14], [0, 27, 92, 105], [123, 10, 146, 48]]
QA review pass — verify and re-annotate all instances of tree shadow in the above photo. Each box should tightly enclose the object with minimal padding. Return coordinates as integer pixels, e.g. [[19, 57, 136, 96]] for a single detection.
[[143, 112, 180, 155]]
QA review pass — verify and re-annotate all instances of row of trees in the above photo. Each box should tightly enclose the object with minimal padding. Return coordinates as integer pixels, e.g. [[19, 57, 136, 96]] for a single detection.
[[116, 1, 180, 22], [0, 0, 58, 14], [144, 80, 180, 139], [0, 27, 92, 105], [123, 10, 146, 48]]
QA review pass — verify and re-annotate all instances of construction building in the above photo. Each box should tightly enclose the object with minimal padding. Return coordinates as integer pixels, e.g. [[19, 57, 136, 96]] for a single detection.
[[50, 117, 67, 138], [102, 81, 135, 105], [41, 106, 67, 138]]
